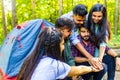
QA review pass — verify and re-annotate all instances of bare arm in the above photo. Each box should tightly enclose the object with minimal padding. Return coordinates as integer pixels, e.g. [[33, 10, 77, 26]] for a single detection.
[[74, 57, 88, 63], [75, 42, 103, 70], [107, 49, 117, 57], [98, 46, 106, 62], [75, 42, 93, 59], [67, 66, 100, 77]]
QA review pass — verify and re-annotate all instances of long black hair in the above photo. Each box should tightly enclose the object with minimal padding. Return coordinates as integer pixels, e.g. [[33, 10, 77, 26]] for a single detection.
[[17, 27, 63, 80], [88, 3, 111, 47]]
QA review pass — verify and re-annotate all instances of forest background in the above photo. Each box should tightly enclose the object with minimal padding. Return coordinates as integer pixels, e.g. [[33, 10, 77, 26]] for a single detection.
[[0, 0, 120, 48]]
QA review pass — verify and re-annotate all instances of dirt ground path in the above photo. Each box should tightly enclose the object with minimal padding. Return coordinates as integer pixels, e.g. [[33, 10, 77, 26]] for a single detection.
[[114, 71, 120, 80], [103, 71, 120, 80]]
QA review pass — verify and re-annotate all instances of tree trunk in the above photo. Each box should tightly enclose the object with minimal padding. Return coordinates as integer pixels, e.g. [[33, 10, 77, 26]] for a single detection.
[[59, 0, 63, 16], [72, 0, 73, 7], [114, 0, 119, 35], [12, 0, 18, 28], [31, 0, 36, 19], [104, 0, 107, 9], [1, 0, 7, 37]]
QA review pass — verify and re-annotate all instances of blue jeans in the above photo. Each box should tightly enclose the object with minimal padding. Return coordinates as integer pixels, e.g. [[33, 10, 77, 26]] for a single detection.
[[76, 62, 107, 80], [102, 54, 116, 80]]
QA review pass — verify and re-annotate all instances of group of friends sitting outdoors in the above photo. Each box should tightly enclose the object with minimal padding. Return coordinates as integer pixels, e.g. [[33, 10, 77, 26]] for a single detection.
[[12, 3, 120, 80]]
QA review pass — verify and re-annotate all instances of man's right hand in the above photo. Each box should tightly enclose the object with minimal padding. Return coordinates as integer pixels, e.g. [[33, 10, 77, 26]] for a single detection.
[[88, 57, 103, 71]]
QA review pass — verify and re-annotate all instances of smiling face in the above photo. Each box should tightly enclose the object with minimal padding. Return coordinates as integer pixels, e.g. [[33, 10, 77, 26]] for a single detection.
[[80, 27, 90, 42], [72, 15, 86, 27], [92, 11, 103, 24], [61, 27, 72, 39]]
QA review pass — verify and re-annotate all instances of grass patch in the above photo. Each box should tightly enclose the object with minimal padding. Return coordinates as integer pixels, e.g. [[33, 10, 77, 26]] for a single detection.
[[108, 34, 120, 48]]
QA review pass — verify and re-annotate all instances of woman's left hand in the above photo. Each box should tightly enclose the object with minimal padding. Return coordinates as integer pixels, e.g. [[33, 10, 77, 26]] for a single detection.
[[116, 57, 120, 71]]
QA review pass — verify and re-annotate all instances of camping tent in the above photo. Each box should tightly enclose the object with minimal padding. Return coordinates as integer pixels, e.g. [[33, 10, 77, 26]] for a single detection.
[[0, 19, 54, 80]]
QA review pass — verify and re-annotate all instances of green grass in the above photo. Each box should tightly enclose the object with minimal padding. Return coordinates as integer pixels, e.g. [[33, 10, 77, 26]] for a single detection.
[[108, 34, 120, 48]]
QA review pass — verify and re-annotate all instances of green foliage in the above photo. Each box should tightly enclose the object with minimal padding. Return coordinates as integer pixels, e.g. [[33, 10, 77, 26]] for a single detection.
[[35, 0, 59, 23], [0, 0, 120, 47], [0, 27, 3, 45], [0, 2, 3, 45], [108, 34, 120, 48], [16, 0, 33, 23]]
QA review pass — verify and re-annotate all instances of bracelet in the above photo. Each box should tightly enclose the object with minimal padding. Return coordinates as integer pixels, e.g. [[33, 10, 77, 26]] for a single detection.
[[90, 66, 94, 72], [114, 55, 119, 59]]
